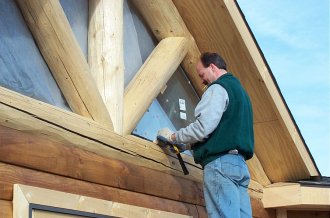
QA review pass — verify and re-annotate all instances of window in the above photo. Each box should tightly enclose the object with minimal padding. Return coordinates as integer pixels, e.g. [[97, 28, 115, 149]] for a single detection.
[[14, 184, 191, 218], [126, 1, 199, 144]]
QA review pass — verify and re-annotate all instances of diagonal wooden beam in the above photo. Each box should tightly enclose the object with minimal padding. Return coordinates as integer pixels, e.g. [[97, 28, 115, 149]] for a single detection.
[[16, 0, 113, 128], [88, 0, 124, 134], [123, 37, 189, 135], [130, 0, 204, 96]]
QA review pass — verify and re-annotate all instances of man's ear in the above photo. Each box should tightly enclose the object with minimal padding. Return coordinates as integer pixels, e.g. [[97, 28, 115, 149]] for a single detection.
[[209, 63, 216, 71]]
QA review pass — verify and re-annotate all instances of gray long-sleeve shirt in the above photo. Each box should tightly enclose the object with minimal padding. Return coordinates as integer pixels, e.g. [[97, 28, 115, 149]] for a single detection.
[[175, 84, 229, 144]]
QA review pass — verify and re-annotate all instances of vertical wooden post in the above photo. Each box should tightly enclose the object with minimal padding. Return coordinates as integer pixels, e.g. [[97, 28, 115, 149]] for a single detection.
[[276, 208, 287, 218], [89, 0, 124, 134]]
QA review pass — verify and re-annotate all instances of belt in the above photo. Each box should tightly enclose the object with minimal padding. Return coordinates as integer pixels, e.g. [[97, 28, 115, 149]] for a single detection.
[[228, 149, 239, 155], [227, 149, 246, 160]]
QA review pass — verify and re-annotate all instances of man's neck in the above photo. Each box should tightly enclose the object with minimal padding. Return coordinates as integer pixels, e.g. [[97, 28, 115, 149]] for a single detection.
[[215, 69, 227, 80]]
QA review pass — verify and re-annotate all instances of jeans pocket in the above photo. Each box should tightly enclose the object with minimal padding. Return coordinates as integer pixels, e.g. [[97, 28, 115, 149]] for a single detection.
[[220, 160, 242, 182]]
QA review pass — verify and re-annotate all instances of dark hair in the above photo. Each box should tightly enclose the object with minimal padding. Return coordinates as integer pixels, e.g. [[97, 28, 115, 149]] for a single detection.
[[200, 52, 227, 70]]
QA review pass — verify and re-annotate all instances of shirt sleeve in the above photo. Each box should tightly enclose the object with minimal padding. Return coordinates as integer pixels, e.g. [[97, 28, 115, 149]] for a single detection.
[[175, 84, 229, 144]]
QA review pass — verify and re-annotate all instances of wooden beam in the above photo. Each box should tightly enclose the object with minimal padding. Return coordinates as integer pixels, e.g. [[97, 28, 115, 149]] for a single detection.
[[248, 179, 263, 200], [0, 86, 203, 182], [247, 154, 271, 186], [0, 200, 12, 218], [0, 163, 204, 217], [262, 183, 330, 210], [288, 211, 330, 217], [14, 184, 191, 218], [0, 88, 260, 201], [15, 0, 113, 128], [251, 198, 276, 218], [89, 0, 124, 134], [130, 0, 204, 96], [123, 37, 188, 135], [13, 184, 29, 218], [254, 121, 311, 182], [276, 209, 287, 218], [0, 125, 204, 206]]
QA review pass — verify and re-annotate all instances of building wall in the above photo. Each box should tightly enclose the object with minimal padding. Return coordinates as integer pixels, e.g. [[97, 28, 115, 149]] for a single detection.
[[0, 124, 276, 218], [288, 211, 330, 218]]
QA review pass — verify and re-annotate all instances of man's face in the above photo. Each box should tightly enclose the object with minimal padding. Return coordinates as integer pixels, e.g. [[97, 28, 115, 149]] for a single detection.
[[196, 60, 214, 85]]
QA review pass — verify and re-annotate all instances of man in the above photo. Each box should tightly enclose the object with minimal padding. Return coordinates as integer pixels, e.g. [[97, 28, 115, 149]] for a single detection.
[[157, 52, 254, 218]]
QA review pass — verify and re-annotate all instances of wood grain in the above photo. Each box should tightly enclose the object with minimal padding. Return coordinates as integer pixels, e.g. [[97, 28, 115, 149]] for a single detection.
[[251, 198, 275, 218], [254, 121, 309, 182], [0, 200, 12, 218], [15, 184, 192, 218], [0, 125, 204, 206], [247, 154, 271, 186], [123, 37, 189, 135], [0, 163, 205, 217], [130, 0, 203, 96], [0, 87, 203, 182], [287, 211, 330, 218], [263, 183, 330, 209], [89, 0, 124, 134], [16, 0, 113, 128], [172, 0, 318, 182]]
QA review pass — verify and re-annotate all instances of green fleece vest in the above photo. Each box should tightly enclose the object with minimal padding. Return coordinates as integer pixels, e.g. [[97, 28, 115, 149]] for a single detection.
[[192, 73, 254, 167]]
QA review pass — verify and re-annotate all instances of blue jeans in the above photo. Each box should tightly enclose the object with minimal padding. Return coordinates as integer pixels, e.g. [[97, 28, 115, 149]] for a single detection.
[[203, 154, 252, 218]]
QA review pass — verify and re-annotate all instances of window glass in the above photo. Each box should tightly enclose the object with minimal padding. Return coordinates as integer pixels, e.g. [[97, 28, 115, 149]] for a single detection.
[[126, 0, 200, 146], [0, 0, 89, 110]]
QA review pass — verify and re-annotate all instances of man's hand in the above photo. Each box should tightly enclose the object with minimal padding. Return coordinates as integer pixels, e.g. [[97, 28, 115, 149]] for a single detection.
[[156, 128, 191, 154], [157, 128, 174, 143]]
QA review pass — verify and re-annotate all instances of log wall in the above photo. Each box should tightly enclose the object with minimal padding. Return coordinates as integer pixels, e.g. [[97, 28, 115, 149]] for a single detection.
[[0, 125, 272, 218], [1, 0, 322, 217]]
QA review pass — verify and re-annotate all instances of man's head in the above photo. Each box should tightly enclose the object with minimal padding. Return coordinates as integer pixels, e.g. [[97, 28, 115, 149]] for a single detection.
[[196, 52, 227, 85]]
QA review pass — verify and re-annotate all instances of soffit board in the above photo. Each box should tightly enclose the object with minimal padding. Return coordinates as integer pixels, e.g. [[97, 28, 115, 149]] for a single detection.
[[172, 0, 318, 182]]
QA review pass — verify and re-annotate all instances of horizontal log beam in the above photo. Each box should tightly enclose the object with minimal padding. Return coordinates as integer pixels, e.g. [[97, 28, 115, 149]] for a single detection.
[[0, 87, 265, 200], [0, 200, 12, 218], [0, 163, 204, 217], [16, 0, 113, 128], [0, 86, 202, 181], [0, 88, 266, 197], [130, 0, 204, 96], [0, 125, 204, 206], [89, 0, 124, 133], [262, 183, 330, 210], [123, 37, 189, 135]]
